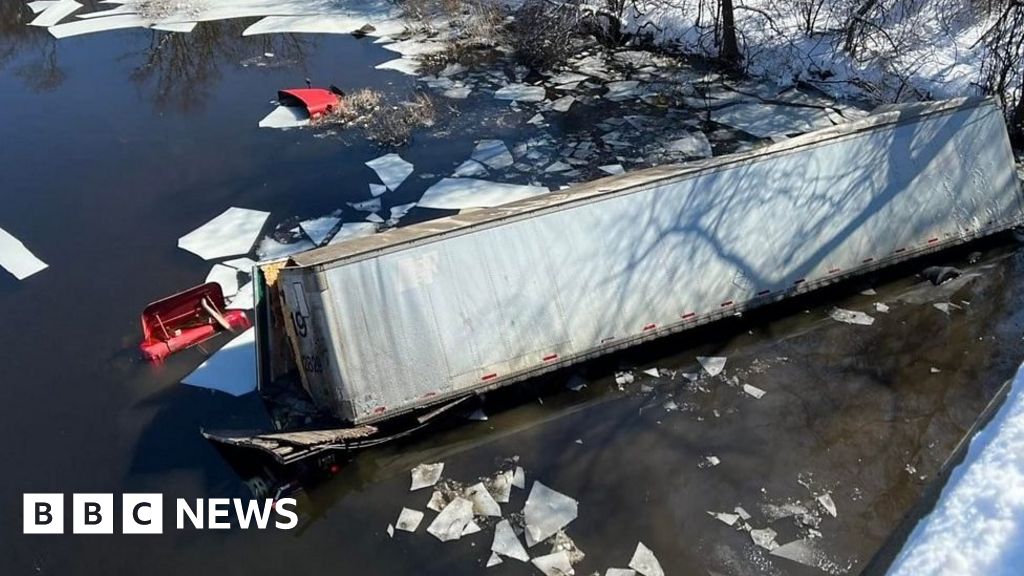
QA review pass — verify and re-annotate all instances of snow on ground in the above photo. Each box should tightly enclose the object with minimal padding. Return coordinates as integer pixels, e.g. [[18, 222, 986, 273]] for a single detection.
[[887, 362, 1024, 576]]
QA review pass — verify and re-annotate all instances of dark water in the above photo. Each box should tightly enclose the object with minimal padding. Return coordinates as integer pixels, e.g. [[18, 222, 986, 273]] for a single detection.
[[2, 5, 1023, 575]]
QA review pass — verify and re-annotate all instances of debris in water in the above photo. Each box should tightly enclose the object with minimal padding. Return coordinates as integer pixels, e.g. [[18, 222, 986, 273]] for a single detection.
[[465, 483, 502, 517], [615, 372, 635, 386], [512, 466, 526, 489], [697, 356, 727, 377], [743, 384, 767, 399], [643, 368, 660, 378], [0, 227, 48, 280], [524, 482, 579, 547], [366, 153, 414, 191], [492, 519, 530, 562], [874, 302, 890, 313], [418, 178, 548, 210], [471, 140, 514, 169], [178, 207, 270, 261], [258, 105, 310, 129], [181, 328, 257, 396], [628, 542, 665, 576], [410, 463, 444, 491], [486, 552, 503, 567], [387, 523, 394, 538], [734, 506, 751, 520], [531, 551, 573, 576], [708, 511, 740, 526], [550, 95, 575, 112], [427, 490, 446, 512], [566, 374, 587, 392], [829, 307, 875, 326], [427, 497, 475, 542], [750, 527, 779, 550], [396, 508, 424, 532], [663, 400, 679, 411], [930, 367, 942, 374], [933, 302, 961, 315], [704, 455, 721, 467], [816, 494, 837, 518]]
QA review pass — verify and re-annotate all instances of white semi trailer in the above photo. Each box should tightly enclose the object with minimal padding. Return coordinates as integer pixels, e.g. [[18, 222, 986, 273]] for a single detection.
[[251, 97, 1021, 440]]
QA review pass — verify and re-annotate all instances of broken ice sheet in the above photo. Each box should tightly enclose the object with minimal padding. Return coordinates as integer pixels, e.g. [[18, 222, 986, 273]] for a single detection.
[[410, 462, 444, 491], [258, 105, 310, 129], [874, 302, 890, 313], [418, 178, 548, 210], [667, 131, 712, 158], [770, 538, 834, 570], [512, 466, 526, 489], [742, 384, 767, 399], [328, 222, 378, 246], [605, 80, 642, 101], [462, 520, 482, 536], [0, 227, 48, 280], [531, 551, 573, 576], [494, 83, 546, 102], [628, 542, 664, 576], [369, 183, 387, 197], [524, 482, 578, 547], [348, 197, 382, 213], [227, 281, 255, 311], [816, 493, 837, 518], [427, 497, 475, 542], [550, 95, 575, 112], [615, 371, 635, 386], [29, 0, 81, 28], [179, 207, 271, 261], [707, 511, 740, 526], [181, 328, 257, 397], [299, 216, 341, 246], [427, 490, 446, 512], [366, 153, 414, 191], [486, 552, 503, 567], [829, 307, 875, 326], [606, 570, 637, 576], [205, 264, 240, 299], [375, 57, 421, 76], [599, 164, 626, 175], [712, 102, 833, 138], [395, 508, 424, 532], [471, 140, 514, 169], [492, 519, 530, 562], [750, 527, 779, 550], [465, 482, 502, 516], [488, 471, 513, 503], [256, 237, 315, 260], [697, 356, 727, 377]]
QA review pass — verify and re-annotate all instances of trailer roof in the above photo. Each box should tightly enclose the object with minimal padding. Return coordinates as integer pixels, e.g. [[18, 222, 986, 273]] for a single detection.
[[288, 97, 993, 271]]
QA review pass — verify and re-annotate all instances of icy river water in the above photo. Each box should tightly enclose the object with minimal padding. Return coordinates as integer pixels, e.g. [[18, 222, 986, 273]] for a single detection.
[[2, 4, 1024, 575]]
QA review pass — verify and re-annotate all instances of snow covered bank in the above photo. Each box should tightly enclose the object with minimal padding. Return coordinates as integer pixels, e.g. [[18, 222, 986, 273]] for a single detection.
[[887, 362, 1024, 576]]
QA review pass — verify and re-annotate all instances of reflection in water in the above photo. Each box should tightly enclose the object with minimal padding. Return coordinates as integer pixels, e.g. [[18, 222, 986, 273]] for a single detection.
[[128, 21, 316, 111], [0, 2, 64, 92]]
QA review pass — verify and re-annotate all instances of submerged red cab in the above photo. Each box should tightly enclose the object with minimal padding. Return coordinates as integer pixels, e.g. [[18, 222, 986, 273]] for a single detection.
[[277, 88, 343, 120], [139, 283, 250, 362]]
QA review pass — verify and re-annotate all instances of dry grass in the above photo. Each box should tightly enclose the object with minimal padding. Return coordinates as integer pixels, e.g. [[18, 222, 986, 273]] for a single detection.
[[328, 89, 437, 145]]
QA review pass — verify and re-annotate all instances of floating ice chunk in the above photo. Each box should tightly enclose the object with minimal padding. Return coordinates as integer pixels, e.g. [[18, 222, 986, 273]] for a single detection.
[[348, 198, 382, 213], [734, 506, 751, 520], [410, 462, 444, 491], [628, 542, 664, 576], [300, 216, 342, 246], [933, 302, 960, 314], [0, 227, 48, 280], [471, 140, 514, 169], [375, 57, 420, 75], [615, 372, 635, 386], [704, 455, 721, 467], [383, 37, 447, 57], [874, 302, 890, 313], [258, 105, 310, 129], [366, 153, 414, 191], [222, 257, 256, 272], [708, 511, 740, 526], [486, 552, 503, 567], [494, 84, 546, 102], [545, 161, 572, 173], [181, 328, 257, 397], [829, 307, 875, 325], [369, 183, 388, 197], [643, 368, 660, 378], [527, 113, 546, 125], [30, 0, 81, 27], [205, 264, 240, 298], [816, 493, 837, 518], [742, 384, 766, 399], [387, 203, 417, 225], [427, 490, 446, 512], [489, 471, 513, 503], [531, 551, 573, 576], [465, 482, 502, 516], [713, 103, 833, 138], [492, 519, 530, 561], [606, 570, 637, 576], [454, 159, 489, 178], [395, 508, 424, 532], [605, 81, 642, 101], [427, 497, 475, 542], [770, 538, 833, 569], [419, 178, 548, 210], [750, 527, 779, 550], [599, 164, 626, 175], [153, 21, 198, 33], [243, 15, 406, 38], [551, 95, 575, 112], [462, 520, 482, 536], [444, 86, 472, 99], [547, 72, 589, 85], [27, 1, 60, 14], [667, 131, 712, 158], [524, 482, 578, 547], [512, 466, 526, 489], [328, 222, 378, 246], [179, 207, 270, 261], [256, 237, 315, 260], [387, 523, 394, 537], [697, 356, 727, 377], [227, 281, 255, 310], [861, 288, 877, 295]]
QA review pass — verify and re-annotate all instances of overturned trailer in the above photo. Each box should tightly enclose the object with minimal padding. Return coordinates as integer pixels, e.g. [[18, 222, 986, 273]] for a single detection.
[[212, 97, 1023, 462]]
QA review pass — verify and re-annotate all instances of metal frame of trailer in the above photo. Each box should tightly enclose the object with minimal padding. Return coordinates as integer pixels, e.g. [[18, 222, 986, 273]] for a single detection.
[[271, 97, 1023, 426]]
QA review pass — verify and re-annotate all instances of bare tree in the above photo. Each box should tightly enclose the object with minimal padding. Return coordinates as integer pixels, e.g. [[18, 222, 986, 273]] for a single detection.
[[720, 0, 742, 65]]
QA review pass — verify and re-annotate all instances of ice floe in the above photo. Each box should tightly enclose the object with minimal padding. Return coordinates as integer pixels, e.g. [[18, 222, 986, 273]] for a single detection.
[[418, 178, 548, 210], [366, 153, 414, 191], [697, 356, 727, 377], [742, 383, 767, 399], [427, 497, 475, 542], [666, 131, 712, 158], [494, 84, 546, 102], [375, 57, 421, 75], [181, 327, 257, 396], [628, 542, 664, 576], [0, 227, 48, 280], [205, 264, 240, 298], [300, 216, 342, 246], [178, 207, 270, 261], [524, 482, 578, 547], [410, 462, 444, 491], [256, 236, 315, 260], [465, 482, 502, 517], [531, 551, 573, 576], [30, 0, 80, 28], [829, 307, 875, 326], [328, 222, 378, 245], [243, 14, 405, 38], [492, 519, 530, 562], [713, 103, 834, 138], [395, 508, 424, 533], [471, 140, 514, 169], [258, 105, 310, 129]]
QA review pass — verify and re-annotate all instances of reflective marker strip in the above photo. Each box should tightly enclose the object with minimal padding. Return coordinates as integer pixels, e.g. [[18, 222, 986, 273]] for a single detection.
[[482, 373, 497, 381], [757, 289, 771, 296], [893, 247, 906, 253], [681, 312, 696, 319], [374, 406, 387, 414], [829, 268, 842, 274], [643, 323, 657, 331], [542, 353, 558, 362], [720, 300, 734, 307], [862, 257, 874, 263], [928, 238, 939, 244], [793, 278, 806, 285]]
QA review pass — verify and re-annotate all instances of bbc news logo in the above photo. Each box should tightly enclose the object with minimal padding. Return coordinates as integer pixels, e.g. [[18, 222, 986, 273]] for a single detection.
[[23, 494, 298, 534]]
